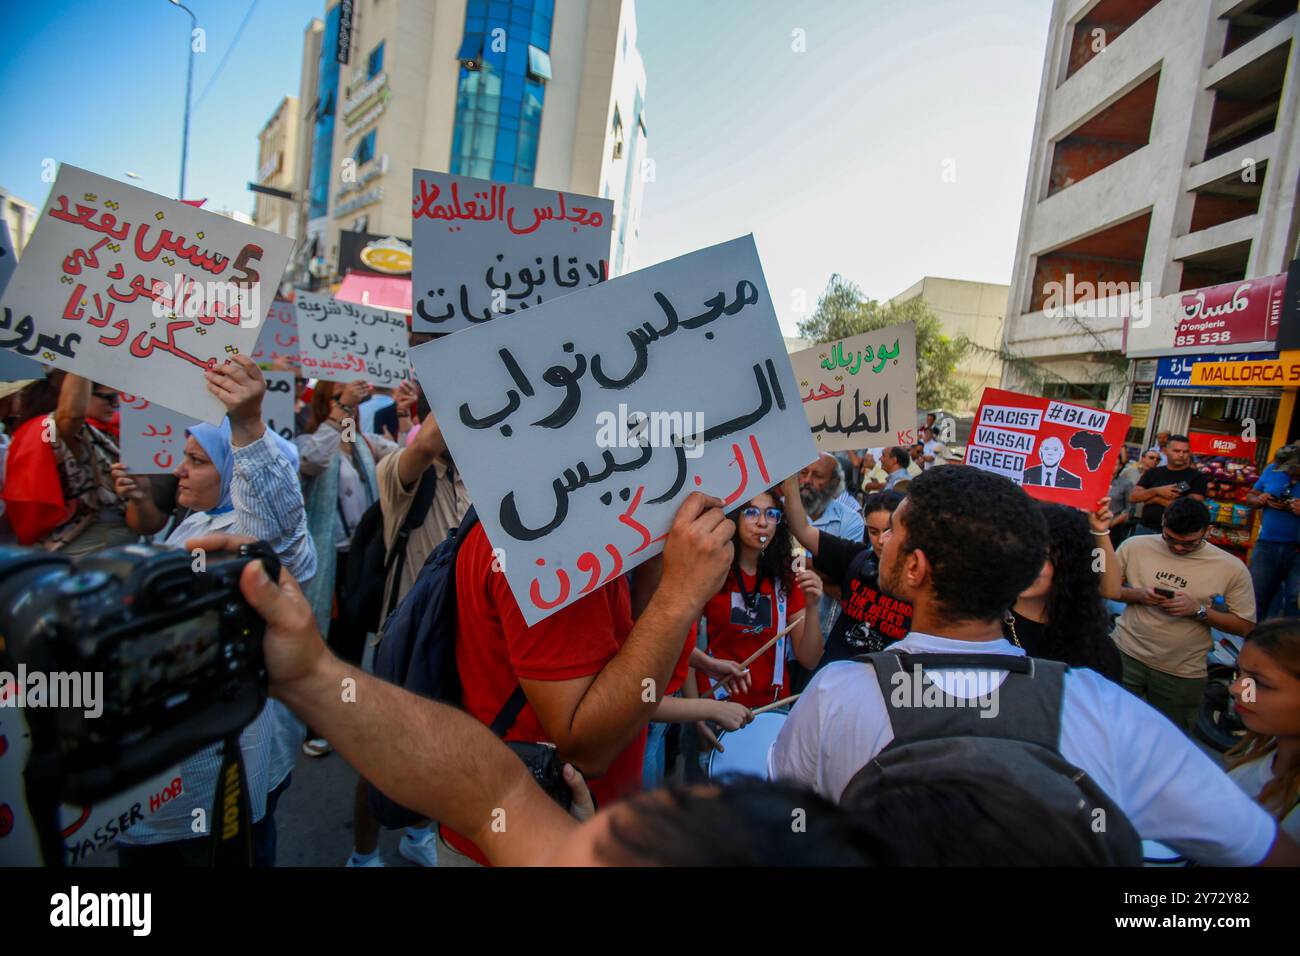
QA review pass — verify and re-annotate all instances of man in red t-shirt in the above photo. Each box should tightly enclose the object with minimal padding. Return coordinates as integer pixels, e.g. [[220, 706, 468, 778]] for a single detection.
[[443, 491, 737, 864]]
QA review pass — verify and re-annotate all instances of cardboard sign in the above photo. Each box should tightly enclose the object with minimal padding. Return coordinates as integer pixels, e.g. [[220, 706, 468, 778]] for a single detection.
[[789, 323, 917, 452], [120, 371, 297, 472], [409, 235, 817, 625], [0, 166, 294, 423], [294, 290, 411, 386], [249, 298, 299, 368], [965, 387, 1131, 508], [410, 169, 613, 333], [0, 218, 44, 381]]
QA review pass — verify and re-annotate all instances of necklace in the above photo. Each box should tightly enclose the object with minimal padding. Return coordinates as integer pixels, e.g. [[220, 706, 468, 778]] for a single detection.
[[1002, 610, 1024, 649]]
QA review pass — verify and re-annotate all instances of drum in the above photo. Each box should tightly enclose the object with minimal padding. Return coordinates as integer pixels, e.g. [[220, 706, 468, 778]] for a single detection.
[[1141, 839, 1188, 867], [707, 711, 788, 780]]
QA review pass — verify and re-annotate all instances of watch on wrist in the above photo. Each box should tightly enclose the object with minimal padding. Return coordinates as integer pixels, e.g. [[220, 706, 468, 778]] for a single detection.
[[1195, 605, 1208, 622]]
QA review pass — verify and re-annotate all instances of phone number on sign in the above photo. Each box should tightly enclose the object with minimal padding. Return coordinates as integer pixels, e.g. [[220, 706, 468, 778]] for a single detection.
[[1174, 331, 1233, 346]]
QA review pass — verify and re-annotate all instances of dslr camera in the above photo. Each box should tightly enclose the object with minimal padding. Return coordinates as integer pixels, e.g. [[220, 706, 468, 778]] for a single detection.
[[0, 542, 276, 861]]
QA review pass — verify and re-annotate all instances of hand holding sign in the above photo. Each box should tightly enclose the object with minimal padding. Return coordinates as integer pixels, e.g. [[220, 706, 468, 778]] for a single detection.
[[204, 354, 266, 445]]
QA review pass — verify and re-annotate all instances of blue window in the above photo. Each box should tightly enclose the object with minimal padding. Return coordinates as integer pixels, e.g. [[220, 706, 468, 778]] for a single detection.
[[355, 129, 376, 166], [367, 41, 384, 78], [308, 2, 342, 220], [458, 32, 484, 64]]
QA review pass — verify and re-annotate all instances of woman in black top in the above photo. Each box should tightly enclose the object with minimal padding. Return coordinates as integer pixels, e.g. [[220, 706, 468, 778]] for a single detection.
[[1003, 498, 1123, 681]]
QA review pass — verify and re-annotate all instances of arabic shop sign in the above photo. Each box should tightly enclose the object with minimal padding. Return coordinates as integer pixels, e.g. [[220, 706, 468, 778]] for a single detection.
[[1125, 274, 1288, 357], [1153, 351, 1277, 388], [409, 235, 817, 626], [295, 290, 410, 387], [788, 322, 917, 452], [0, 165, 293, 423], [410, 169, 614, 334]]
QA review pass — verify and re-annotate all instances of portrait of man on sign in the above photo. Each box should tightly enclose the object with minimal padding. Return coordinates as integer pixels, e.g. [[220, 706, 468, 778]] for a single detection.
[[1022, 436, 1082, 489]]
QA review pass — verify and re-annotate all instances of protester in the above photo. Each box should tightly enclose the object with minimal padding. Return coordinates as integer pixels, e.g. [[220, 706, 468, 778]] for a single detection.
[[1227, 618, 1300, 840], [878, 446, 913, 491], [1, 373, 135, 555], [230, 529, 1127, 866], [1112, 496, 1255, 732], [783, 478, 912, 667], [346, 397, 472, 867], [1106, 452, 1138, 547], [1128, 434, 1206, 535], [1008, 499, 1123, 680], [797, 453, 865, 641], [768, 465, 1298, 865], [694, 491, 823, 711], [434, 491, 735, 866], [111, 355, 317, 866], [1245, 445, 1300, 618], [920, 425, 949, 469], [1156, 430, 1171, 465], [296, 379, 400, 757]]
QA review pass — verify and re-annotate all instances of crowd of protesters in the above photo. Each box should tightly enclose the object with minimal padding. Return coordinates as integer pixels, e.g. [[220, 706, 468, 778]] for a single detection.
[[1, 361, 1297, 866]]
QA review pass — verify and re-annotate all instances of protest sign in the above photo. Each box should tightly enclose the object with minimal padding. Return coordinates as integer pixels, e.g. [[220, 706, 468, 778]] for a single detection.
[[250, 298, 299, 368], [789, 323, 917, 452], [0, 219, 43, 381], [294, 291, 411, 387], [410, 234, 817, 626], [263, 371, 296, 440], [410, 169, 613, 334], [965, 387, 1130, 508], [0, 166, 293, 422], [120, 372, 297, 471]]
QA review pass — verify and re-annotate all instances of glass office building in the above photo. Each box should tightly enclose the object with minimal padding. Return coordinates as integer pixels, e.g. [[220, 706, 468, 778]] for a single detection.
[[450, 0, 554, 184], [308, 3, 343, 220]]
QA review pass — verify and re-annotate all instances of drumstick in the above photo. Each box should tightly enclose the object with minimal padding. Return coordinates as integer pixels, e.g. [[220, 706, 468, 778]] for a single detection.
[[705, 613, 806, 697], [752, 694, 801, 716]]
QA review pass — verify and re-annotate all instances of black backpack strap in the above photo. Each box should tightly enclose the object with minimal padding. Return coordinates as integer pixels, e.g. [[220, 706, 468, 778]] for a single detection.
[[489, 685, 528, 738], [381, 467, 441, 617], [859, 651, 1065, 751]]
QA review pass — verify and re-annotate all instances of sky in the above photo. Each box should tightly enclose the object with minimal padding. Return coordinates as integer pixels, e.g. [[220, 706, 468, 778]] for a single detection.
[[0, 0, 1053, 337]]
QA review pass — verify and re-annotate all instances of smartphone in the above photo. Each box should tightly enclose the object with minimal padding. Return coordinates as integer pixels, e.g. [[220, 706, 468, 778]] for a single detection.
[[1154, 587, 1176, 599]]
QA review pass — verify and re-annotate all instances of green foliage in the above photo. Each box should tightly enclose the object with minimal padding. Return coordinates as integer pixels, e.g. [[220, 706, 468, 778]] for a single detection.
[[797, 274, 974, 412]]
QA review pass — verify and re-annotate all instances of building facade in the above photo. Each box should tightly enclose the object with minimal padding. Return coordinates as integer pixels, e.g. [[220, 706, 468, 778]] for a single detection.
[[0, 189, 38, 255], [890, 277, 1008, 417], [1000, 0, 1300, 430], [253, 96, 301, 237], [290, 0, 647, 288]]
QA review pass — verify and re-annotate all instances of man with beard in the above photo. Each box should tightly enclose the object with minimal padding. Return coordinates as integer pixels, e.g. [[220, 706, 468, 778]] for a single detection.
[[345, 400, 472, 868], [797, 453, 866, 645], [767, 465, 1300, 866]]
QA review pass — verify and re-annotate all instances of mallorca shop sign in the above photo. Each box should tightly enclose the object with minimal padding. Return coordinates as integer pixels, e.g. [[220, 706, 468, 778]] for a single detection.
[[1190, 353, 1300, 387]]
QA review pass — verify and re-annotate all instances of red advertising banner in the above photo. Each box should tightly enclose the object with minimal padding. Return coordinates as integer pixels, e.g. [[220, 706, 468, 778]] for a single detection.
[[966, 388, 1132, 509], [1171, 273, 1287, 349], [1188, 430, 1255, 460]]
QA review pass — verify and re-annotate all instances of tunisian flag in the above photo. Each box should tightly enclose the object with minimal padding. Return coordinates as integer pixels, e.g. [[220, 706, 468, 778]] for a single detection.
[[2, 415, 68, 544]]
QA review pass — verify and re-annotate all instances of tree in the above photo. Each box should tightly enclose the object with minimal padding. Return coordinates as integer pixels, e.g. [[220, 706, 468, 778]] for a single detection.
[[797, 274, 973, 413]]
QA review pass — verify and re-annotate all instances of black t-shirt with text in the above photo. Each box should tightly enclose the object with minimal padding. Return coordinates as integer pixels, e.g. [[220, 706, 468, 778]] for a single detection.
[[813, 532, 913, 668], [1136, 465, 1208, 528]]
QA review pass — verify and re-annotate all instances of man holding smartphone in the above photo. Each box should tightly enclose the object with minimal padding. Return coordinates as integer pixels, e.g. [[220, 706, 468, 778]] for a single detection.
[[1111, 497, 1255, 732], [1128, 434, 1206, 535]]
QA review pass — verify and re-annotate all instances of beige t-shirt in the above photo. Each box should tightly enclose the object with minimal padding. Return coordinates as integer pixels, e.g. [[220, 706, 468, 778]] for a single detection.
[[377, 449, 472, 608], [1113, 534, 1255, 678]]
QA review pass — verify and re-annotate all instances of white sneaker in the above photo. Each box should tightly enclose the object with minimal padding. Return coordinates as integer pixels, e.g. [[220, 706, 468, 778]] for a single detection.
[[345, 852, 385, 867], [398, 832, 439, 867]]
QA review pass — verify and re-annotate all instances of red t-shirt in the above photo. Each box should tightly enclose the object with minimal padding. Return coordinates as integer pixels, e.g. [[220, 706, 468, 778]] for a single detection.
[[666, 622, 698, 697], [697, 570, 805, 709], [445, 523, 646, 864]]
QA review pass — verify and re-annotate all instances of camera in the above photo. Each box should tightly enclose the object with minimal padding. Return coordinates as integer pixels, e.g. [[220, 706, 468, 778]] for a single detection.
[[0, 541, 277, 806]]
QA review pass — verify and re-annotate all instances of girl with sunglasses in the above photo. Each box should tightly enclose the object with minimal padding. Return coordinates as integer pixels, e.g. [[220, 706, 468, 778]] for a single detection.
[[695, 489, 824, 710]]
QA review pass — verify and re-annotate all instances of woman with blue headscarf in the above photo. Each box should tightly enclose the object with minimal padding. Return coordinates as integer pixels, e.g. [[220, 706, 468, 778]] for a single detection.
[[109, 355, 317, 866]]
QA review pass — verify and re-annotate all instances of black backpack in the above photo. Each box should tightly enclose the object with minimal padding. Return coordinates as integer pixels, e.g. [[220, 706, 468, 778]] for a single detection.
[[841, 651, 1142, 865], [341, 469, 439, 632], [365, 505, 529, 827]]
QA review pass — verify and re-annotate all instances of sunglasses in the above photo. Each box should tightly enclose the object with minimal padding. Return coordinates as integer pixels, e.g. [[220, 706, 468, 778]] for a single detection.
[[92, 391, 120, 406], [741, 506, 783, 523]]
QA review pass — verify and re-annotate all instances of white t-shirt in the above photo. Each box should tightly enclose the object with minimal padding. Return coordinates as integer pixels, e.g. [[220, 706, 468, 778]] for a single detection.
[[767, 631, 1279, 866], [1229, 755, 1300, 843], [922, 439, 948, 469]]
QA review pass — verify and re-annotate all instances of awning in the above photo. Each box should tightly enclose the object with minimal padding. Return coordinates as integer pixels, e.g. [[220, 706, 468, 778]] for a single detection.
[[335, 270, 411, 315]]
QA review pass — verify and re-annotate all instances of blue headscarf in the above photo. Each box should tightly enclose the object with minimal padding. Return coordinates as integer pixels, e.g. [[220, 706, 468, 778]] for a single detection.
[[185, 420, 301, 517]]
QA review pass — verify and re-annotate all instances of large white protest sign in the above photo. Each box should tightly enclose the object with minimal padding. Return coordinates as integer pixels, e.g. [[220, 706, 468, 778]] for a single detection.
[[120, 372, 297, 471], [250, 299, 299, 368], [294, 291, 411, 387], [0, 166, 293, 423], [0, 219, 43, 381], [789, 323, 918, 452], [410, 169, 613, 334], [410, 235, 816, 626]]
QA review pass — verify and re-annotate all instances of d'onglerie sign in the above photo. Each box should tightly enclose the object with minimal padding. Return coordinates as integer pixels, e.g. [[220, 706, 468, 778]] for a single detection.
[[1126, 273, 1288, 358]]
